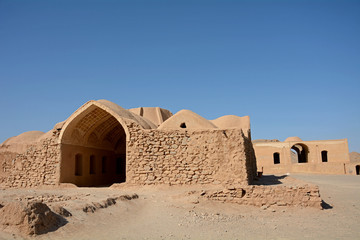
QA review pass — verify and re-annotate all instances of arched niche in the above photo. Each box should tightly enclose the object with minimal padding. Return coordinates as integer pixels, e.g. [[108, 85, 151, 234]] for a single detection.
[[59, 104, 128, 187]]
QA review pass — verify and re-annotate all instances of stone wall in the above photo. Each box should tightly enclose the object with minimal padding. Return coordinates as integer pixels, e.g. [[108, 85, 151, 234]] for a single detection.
[[204, 184, 322, 208], [0, 123, 257, 188], [1, 137, 60, 188], [126, 126, 257, 186]]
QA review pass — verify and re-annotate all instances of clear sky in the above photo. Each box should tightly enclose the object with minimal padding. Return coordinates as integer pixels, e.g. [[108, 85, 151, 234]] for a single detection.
[[0, 0, 359, 152]]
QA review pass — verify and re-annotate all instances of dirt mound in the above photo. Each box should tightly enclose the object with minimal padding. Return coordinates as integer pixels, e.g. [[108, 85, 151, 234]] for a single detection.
[[0, 201, 65, 235], [350, 152, 360, 162]]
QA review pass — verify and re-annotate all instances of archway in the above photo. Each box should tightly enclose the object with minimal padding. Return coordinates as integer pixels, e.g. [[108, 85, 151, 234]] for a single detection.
[[290, 143, 308, 163], [356, 165, 360, 175], [59, 104, 127, 187]]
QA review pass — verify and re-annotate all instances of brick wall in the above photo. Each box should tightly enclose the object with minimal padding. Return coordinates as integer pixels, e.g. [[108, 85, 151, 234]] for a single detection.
[[1, 138, 60, 188], [204, 184, 322, 208], [126, 127, 256, 186]]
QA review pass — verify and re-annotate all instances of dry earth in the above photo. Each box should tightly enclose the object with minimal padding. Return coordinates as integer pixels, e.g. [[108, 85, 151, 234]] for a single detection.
[[0, 174, 359, 240]]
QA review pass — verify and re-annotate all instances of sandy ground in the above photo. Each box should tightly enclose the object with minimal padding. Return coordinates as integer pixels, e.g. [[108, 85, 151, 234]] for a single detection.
[[0, 174, 359, 240]]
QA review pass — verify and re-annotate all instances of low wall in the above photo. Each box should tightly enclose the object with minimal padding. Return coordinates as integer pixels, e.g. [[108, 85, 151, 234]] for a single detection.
[[1, 138, 60, 188], [204, 184, 322, 208]]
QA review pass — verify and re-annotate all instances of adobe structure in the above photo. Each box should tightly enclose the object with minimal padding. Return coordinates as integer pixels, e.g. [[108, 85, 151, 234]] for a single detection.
[[0, 99, 257, 188], [253, 137, 358, 175], [0, 100, 325, 208]]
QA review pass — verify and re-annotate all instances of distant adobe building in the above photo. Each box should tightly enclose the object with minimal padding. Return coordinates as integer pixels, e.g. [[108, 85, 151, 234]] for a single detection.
[[253, 137, 358, 175], [0, 100, 257, 188]]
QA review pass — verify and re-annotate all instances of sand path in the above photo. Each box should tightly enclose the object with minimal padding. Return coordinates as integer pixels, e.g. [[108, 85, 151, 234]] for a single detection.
[[0, 174, 359, 240]]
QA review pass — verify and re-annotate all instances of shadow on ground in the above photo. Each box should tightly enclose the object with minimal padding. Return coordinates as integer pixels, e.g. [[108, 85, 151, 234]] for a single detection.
[[252, 175, 287, 186], [321, 200, 333, 210]]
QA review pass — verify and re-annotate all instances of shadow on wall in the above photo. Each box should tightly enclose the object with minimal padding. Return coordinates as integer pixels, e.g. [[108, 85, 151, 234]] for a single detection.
[[241, 129, 258, 184]]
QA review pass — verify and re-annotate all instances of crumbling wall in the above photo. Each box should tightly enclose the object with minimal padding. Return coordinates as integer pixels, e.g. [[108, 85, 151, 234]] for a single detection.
[[1, 137, 60, 188], [127, 127, 256, 186], [204, 184, 322, 208]]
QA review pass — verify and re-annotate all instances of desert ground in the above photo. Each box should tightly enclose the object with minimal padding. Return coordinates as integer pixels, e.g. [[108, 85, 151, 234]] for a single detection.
[[0, 174, 359, 240]]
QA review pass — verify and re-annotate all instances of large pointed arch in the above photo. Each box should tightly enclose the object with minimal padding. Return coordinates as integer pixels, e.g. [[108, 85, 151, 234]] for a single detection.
[[59, 100, 133, 187]]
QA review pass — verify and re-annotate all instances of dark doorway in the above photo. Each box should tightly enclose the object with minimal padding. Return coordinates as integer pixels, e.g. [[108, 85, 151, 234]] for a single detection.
[[116, 156, 126, 182], [321, 151, 328, 162], [273, 152, 280, 164], [356, 165, 360, 175]]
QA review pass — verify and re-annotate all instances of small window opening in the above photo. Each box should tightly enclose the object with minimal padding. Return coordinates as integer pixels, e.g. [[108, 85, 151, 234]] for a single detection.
[[90, 155, 96, 174], [273, 152, 280, 164], [75, 154, 83, 176], [180, 122, 187, 128], [321, 151, 328, 162], [102, 156, 107, 174]]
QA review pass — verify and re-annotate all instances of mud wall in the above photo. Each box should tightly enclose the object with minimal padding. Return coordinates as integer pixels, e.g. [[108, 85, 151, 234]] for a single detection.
[[205, 184, 322, 208], [254, 139, 350, 175], [126, 127, 257, 186], [1, 123, 257, 188], [1, 138, 60, 188]]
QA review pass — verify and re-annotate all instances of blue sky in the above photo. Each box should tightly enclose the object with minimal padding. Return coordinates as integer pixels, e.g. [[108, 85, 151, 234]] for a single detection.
[[0, 0, 359, 152]]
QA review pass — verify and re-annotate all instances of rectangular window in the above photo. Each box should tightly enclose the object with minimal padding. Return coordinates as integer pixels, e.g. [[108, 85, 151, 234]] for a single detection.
[[321, 151, 328, 162], [102, 156, 107, 174], [75, 154, 82, 176], [273, 152, 280, 164], [90, 155, 96, 174]]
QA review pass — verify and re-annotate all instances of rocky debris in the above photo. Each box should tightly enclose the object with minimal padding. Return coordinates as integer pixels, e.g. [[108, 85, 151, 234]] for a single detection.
[[52, 205, 72, 217], [83, 194, 139, 213], [0, 201, 65, 235], [83, 204, 97, 213], [117, 194, 138, 201], [179, 209, 244, 226], [15, 194, 72, 203]]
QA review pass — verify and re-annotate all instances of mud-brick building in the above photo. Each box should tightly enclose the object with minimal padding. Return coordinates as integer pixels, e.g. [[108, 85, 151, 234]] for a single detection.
[[253, 137, 356, 175], [0, 100, 257, 188]]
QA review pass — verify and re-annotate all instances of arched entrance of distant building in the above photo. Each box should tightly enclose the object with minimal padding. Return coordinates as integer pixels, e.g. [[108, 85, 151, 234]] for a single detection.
[[290, 143, 308, 163], [356, 165, 360, 175], [59, 103, 128, 187]]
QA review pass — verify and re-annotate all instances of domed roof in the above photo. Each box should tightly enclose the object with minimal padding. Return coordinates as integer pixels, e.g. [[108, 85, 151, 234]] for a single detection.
[[284, 136, 303, 142], [129, 107, 173, 126], [210, 115, 250, 130], [1, 131, 45, 146], [158, 109, 217, 130]]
